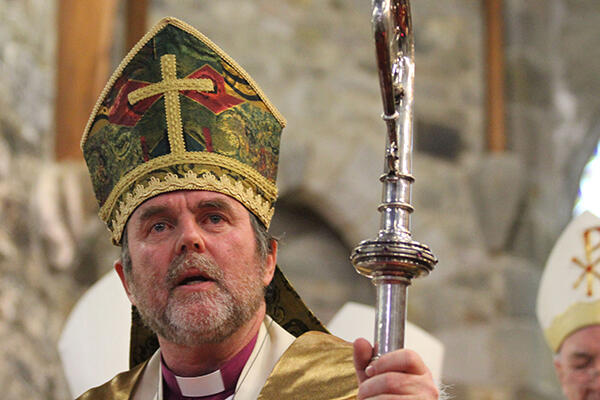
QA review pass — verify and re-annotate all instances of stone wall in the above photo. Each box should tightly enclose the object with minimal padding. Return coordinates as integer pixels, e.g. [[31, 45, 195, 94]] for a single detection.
[[0, 2, 119, 397], [1, 0, 599, 398]]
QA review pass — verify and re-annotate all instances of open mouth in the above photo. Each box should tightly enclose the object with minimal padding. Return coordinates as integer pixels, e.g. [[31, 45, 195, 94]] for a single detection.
[[175, 271, 213, 287]]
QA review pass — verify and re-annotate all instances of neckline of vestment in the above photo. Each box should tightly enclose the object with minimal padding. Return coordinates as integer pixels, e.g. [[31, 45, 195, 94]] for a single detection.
[[161, 333, 258, 398]]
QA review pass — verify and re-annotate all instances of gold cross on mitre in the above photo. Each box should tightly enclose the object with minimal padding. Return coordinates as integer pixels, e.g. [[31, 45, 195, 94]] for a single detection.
[[572, 226, 600, 297], [128, 54, 214, 155]]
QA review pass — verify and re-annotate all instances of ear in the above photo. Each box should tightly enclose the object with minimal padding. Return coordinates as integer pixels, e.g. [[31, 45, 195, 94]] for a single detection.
[[553, 355, 565, 386], [114, 259, 136, 306], [262, 239, 278, 287]]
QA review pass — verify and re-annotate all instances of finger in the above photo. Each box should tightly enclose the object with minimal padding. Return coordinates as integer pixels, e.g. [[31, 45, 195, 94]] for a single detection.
[[370, 348, 430, 376], [358, 371, 439, 400], [353, 338, 374, 383], [358, 396, 405, 400], [359, 371, 417, 397]]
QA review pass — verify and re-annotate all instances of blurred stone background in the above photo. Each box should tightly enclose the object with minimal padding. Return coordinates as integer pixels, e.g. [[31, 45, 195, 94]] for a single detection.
[[1, 0, 600, 398]]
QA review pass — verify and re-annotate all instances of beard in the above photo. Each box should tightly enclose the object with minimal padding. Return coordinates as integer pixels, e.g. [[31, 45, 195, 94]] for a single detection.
[[128, 252, 266, 346]]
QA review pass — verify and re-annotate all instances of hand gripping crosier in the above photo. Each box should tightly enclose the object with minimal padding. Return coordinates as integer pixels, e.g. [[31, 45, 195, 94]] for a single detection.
[[351, 0, 438, 357]]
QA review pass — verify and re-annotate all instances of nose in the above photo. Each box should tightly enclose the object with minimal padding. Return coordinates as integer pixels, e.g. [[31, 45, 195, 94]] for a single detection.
[[588, 363, 600, 390], [175, 215, 206, 255]]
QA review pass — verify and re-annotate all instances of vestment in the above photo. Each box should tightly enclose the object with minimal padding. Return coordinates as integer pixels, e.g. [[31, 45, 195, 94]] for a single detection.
[[77, 316, 358, 400]]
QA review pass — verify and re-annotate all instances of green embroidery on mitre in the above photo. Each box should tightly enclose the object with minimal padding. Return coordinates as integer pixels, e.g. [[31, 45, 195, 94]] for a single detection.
[[81, 17, 285, 243]]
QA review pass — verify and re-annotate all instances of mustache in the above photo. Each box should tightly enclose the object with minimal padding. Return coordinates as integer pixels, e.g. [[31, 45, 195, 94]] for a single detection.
[[165, 253, 224, 288]]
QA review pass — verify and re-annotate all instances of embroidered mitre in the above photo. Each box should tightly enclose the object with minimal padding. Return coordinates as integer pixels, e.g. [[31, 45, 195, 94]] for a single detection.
[[536, 211, 600, 352]]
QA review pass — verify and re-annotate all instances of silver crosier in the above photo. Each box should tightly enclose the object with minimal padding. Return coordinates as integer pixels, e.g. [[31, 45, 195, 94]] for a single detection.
[[350, 0, 437, 357]]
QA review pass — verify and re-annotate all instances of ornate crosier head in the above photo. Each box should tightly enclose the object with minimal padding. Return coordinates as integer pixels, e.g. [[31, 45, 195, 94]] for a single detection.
[[81, 17, 285, 245]]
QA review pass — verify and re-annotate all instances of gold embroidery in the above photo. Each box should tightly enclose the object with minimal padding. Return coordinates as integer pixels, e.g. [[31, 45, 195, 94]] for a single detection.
[[110, 170, 274, 243], [572, 227, 600, 296], [98, 151, 277, 224], [128, 75, 213, 104], [81, 16, 285, 148], [127, 54, 213, 155]]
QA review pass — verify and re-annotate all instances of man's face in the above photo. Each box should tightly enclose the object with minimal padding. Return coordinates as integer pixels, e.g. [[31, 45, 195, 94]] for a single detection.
[[116, 190, 276, 346], [555, 325, 600, 400]]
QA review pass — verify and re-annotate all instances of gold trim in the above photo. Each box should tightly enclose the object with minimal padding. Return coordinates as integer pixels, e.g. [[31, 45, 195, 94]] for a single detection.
[[110, 170, 274, 244], [128, 71, 213, 105], [160, 54, 184, 155], [127, 78, 213, 102], [258, 332, 357, 400], [99, 151, 277, 224], [81, 16, 286, 148], [545, 299, 600, 352]]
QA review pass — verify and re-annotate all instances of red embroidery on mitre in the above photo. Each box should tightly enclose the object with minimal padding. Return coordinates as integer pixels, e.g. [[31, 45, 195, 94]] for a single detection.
[[182, 65, 243, 114], [202, 127, 214, 152], [107, 77, 159, 127], [106, 64, 244, 128]]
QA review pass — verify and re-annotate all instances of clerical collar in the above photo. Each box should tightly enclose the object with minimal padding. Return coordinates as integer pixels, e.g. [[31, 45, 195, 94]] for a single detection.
[[161, 334, 258, 399]]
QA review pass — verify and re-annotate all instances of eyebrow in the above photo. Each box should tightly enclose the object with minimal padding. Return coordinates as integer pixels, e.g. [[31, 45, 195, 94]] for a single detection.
[[138, 199, 232, 221], [569, 352, 592, 360], [138, 205, 171, 222], [193, 199, 232, 213]]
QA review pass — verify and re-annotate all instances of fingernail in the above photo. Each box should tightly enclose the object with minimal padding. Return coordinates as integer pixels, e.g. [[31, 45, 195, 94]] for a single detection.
[[365, 364, 375, 377]]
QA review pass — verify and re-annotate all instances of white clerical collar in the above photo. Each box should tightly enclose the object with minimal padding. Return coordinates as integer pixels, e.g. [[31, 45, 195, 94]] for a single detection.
[[174, 369, 225, 397]]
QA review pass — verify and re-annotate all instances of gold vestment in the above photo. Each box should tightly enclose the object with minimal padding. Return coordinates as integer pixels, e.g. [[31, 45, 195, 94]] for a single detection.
[[78, 329, 358, 400]]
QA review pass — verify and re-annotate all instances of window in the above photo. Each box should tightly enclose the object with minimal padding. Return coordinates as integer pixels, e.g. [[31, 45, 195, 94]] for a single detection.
[[574, 141, 600, 216]]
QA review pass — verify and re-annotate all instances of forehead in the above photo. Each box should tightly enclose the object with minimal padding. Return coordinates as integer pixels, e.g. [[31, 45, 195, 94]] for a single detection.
[[132, 190, 248, 217], [561, 325, 600, 356]]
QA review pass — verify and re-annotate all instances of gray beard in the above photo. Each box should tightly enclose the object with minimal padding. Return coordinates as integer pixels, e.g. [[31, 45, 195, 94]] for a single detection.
[[131, 253, 265, 346]]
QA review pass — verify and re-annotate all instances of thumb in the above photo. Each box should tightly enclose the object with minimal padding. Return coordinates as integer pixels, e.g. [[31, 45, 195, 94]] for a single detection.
[[353, 338, 374, 383]]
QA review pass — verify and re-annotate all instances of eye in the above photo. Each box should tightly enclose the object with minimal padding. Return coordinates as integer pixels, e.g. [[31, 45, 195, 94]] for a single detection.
[[207, 214, 224, 224], [574, 362, 591, 370], [151, 222, 167, 232], [571, 357, 592, 370]]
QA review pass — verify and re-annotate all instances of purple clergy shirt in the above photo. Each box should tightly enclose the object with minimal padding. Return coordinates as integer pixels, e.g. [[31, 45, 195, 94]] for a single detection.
[[161, 334, 258, 400]]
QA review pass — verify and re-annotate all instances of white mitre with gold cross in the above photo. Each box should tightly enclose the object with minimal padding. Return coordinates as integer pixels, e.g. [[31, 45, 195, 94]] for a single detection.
[[536, 211, 600, 353]]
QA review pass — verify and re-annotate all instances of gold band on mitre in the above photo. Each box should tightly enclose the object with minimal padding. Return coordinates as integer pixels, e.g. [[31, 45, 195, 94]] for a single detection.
[[544, 299, 600, 353], [99, 152, 277, 244]]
